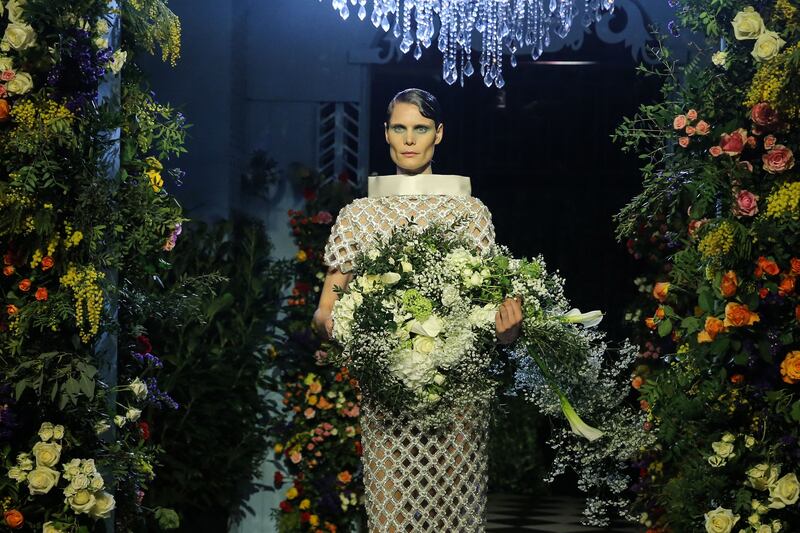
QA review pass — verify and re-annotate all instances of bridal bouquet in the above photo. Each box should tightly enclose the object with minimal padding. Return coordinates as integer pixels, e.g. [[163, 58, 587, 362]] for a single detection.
[[329, 219, 604, 435]]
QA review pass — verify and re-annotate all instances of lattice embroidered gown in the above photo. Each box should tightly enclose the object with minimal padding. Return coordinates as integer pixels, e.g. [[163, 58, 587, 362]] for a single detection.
[[323, 175, 496, 532]]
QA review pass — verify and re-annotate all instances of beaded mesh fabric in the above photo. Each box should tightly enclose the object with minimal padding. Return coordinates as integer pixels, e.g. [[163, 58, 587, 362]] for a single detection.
[[323, 194, 496, 532]]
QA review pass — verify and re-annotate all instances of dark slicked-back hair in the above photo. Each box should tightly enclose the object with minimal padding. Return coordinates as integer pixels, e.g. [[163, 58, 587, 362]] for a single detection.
[[385, 88, 443, 129]]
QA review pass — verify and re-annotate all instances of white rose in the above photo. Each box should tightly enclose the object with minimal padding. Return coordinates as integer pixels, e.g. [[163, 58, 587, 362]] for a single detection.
[[129, 377, 148, 400], [412, 335, 436, 353], [6, 71, 33, 95], [704, 507, 739, 533], [32, 441, 62, 468], [731, 7, 766, 40], [390, 349, 435, 390], [70, 472, 90, 490], [468, 272, 483, 287], [745, 435, 756, 448], [721, 432, 736, 443], [768, 473, 800, 509], [62, 459, 81, 480], [367, 248, 380, 260], [109, 49, 127, 75], [410, 315, 443, 337], [114, 415, 127, 428], [708, 455, 726, 467], [94, 420, 111, 435], [38, 422, 55, 441], [432, 373, 446, 386], [712, 441, 736, 459], [469, 304, 497, 327], [5, 0, 25, 23], [52, 425, 64, 440], [712, 50, 728, 68], [426, 392, 441, 403], [748, 513, 762, 527], [16, 452, 33, 470], [1, 22, 36, 51], [380, 272, 401, 285], [747, 464, 780, 491], [81, 459, 96, 474], [756, 525, 772, 533], [89, 473, 104, 491], [27, 466, 60, 495], [96, 19, 110, 35], [88, 490, 115, 519], [751, 31, 786, 62], [7, 466, 27, 482], [401, 260, 413, 272], [751, 499, 768, 514], [0, 56, 14, 71], [67, 489, 97, 514], [94, 36, 109, 49], [441, 284, 461, 308], [772, 519, 783, 531], [43, 522, 63, 533]]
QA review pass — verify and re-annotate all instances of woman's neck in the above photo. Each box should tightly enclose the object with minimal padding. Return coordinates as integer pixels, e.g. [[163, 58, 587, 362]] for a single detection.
[[395, 164, 433, 176]]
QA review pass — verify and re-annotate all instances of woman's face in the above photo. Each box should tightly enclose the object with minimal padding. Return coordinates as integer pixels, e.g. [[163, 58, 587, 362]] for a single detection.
[[384, 102, 443, 175]]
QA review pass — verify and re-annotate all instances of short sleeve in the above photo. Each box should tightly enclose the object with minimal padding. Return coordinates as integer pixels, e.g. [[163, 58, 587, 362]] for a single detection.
[[466, 197, 495, 253], [323, 204, 359, 273]]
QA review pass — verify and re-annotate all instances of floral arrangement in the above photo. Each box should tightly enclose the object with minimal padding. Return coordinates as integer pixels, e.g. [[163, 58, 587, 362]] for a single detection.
[[0, 0, 187, 530], [615, 1, 800, 531], [329, 219, 654, 525], [269, 167, 367, 533]]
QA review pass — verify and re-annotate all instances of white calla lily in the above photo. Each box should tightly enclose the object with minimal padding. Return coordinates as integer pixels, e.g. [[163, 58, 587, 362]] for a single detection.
[[563, 308, 604, 328]]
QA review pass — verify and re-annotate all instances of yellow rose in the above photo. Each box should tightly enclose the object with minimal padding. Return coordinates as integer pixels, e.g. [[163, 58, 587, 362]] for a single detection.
[[751, 31, 786, 61], [747, 464, 780, 491], [1, 22, 36, 51], [5, 0, 26, 23], [768, 473, 800, 509], [712, 441, 736, 459], [6, 72, 33, 95], [27, 466, 60, 495], [309, 515, 319, 527], [299, 499, 310, 510], [731, 7, 766, 40], [286, 487, 298, 500], [32, 442, 62, 468], [704, 507, 739, 533], [67, 489, 97, 514], [88, 491, 115, 519]]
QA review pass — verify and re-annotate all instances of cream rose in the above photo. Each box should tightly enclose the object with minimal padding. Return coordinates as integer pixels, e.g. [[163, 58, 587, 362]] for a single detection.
[[1, 22, 36, 51], [0, 56, 13, 72], [27, 466, 60, 495], [129, 378, 148, 400], [7, 466, 27, 482], [16, 452, 33, 470], [747, 464, 780, 491], [755, 525, 772, 533], [6, 71, 32, 95], [81, 459, 96, 474], [32, 441, 62, 468], [712, 441, 736, 459], [469, 303, 497, 327], [390, 348, 435, 390], [114, 415, 126, 428], [62, 459, 81, 479], [401, 260, 413, 272], [751, 499, 768, 514], [712, 50, 728, 67], [745, 435, 756, 448], [69, 472, 90, 491], [768, 473, 800, 509], [752, 31, 786, 62], [43, 522, 63, 533], [5, 0, 25, 23], [380, 272, 401, 285], [89, 474, 104, 491], [38, 422, 54, 441], [708, 455, 726, 467], [704, 507, 739, 533], [88, 491, 115, 519], [748, 513, 762, 527], [731, 7, 766, 40], [52, 425, 64, 440], [109, 49, 127, 75], [67, 489, 97, 514]]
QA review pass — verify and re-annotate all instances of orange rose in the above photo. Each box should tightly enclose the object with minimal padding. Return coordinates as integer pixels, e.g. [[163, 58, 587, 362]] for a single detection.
[[724, 302, 760, 327], [3, 265, 14, 276], [645, 317, 657, 330], [41, 256, 54, 270], [730, 373, 745, 385], [640, 399, 650, 411], [679, 136, 690, 148], [337, 470, 352, 484], [35, 287, 48, 301], [631, 376, 644, 389], [756, 256, 779, 276], [698, 316, 725, 343], [18, 279, 31, 292], [780, 350, 800, 384], [308, 381, 322, 394], [759, 287, 770, 299], [653, 282, 670, 302], [791, 258, 800, 275], [687, 109, 698, 121], [696, 120, 711, 135], [655, 307, 666, 320], [316, 397, 333, 410], [6, 304, 18, 316], [0, 99, 10, 123], [3, 510, 23, 529], [709, 145, 723, 157], [720, 271, 738, 298], [779, 275, 795, 296]]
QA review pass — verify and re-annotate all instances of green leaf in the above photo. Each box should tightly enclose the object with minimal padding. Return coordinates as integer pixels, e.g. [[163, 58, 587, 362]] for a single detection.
[[791, 401, 800, 422], [658, 319, 673, 337], [698, 290, 714, 313]]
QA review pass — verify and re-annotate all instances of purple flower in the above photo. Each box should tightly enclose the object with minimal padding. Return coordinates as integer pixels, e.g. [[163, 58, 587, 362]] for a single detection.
[[47, 29, 114, 112], [144, 377, 179, 410]]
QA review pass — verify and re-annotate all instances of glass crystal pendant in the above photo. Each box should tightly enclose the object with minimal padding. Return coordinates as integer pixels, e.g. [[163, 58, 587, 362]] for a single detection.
[[325, 0, 614, 87]]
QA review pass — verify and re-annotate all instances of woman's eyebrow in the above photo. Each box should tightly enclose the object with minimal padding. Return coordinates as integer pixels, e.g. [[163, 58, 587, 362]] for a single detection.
[[388, 123, 431, 128]]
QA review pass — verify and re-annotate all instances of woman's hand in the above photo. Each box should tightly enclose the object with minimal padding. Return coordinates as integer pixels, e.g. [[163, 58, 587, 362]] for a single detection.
[[312, 308, 334, 340], [495, 296, 523, 345]]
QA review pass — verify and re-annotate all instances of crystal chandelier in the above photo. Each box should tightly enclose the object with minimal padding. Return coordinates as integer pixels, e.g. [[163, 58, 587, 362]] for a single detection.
[[328, 0, 615, 87]]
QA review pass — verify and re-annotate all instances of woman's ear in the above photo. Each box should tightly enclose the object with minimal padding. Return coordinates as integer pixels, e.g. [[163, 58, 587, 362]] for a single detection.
[[435, 123, 444, 145], [384, 122, 390, 144]]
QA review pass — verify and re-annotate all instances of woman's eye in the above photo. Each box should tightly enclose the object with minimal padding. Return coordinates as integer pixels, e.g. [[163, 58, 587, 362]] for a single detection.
[[392, 126, 404, 133], [416, 127, 429, 133]]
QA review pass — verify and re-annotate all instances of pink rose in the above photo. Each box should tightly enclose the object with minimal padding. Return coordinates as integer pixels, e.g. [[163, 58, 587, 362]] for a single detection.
[[709, 146, 723, 157], [314, 211, 333, 224], [733, 190, 759, 217], [688, 219, 709, 238], [0, 70, 15, 82], [686, 126, 696, 136], [751, 102, 780, 130], [304, 407, 316, 419], [719, 128, 748, 156], [290, 451, 302, 464], [0, 85, 7, 98], [739, 160, 754, 172], [763, 145, 795, 174], [678, 136, 690, 148], [696, 120, 710, 135], [673, 114, 687, 130], [687, 109, 698, 121], [764, 134, 777, 150], [747, 136, 757, 148]]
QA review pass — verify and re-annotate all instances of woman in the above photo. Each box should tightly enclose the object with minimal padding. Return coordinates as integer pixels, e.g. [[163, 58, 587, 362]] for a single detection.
[[313, 88, 522, 532]]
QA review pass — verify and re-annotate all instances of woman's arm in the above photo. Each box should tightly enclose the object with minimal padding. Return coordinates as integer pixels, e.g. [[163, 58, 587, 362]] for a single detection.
[[496, 296, 523, 345], [312, 268, 353, 339]]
